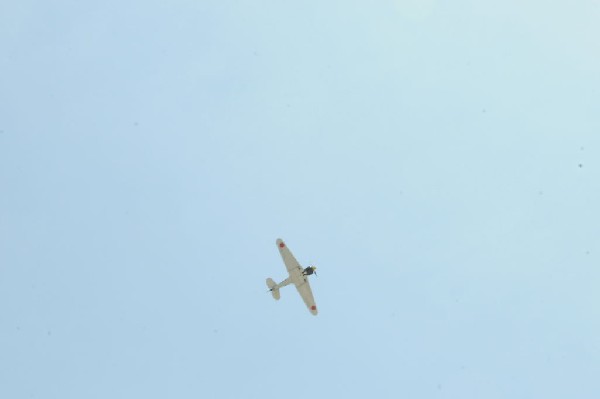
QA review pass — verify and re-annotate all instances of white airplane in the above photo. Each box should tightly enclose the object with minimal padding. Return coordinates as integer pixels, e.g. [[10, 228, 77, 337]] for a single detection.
[[266, 238, 318, 315]]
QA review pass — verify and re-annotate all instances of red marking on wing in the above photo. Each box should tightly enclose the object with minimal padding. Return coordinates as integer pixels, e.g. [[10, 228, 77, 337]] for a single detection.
[[279, 242, 285, 248], [311, 305, 317, 310]]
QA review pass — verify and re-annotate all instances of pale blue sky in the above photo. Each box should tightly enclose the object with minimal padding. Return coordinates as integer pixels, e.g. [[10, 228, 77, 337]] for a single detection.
[[1, 1, 599, 398]]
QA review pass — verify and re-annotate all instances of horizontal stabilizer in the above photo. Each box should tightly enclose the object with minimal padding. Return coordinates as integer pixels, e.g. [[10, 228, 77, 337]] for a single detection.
[[266, 278, 280, 300]]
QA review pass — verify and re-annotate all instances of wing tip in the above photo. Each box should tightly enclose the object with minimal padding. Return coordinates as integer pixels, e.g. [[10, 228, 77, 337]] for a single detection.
[[276, 238, 285, 248], [310, 305, 318, 315]]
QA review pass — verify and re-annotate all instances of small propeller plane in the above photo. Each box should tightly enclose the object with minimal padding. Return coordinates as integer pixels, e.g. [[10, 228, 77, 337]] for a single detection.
[[266, 238, 318, 315]]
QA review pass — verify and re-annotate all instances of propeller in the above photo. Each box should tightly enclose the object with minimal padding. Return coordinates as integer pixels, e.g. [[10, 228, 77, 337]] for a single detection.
[[302, 264, 318, 277]]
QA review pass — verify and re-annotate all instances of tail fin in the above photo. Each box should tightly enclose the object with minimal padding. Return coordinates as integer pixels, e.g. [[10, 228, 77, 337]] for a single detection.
[[266, 278, 280, 300]]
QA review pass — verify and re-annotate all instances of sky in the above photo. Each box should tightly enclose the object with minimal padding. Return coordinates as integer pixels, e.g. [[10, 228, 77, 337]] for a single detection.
[[1, 1, 599, 398]]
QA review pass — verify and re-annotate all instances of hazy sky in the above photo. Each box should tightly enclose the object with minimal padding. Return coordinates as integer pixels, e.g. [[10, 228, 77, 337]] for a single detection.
[[1, 1, 599, 398]]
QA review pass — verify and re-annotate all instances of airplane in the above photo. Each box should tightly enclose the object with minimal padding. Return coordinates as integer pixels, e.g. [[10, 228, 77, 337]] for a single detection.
[[266, 238, 318, 315]]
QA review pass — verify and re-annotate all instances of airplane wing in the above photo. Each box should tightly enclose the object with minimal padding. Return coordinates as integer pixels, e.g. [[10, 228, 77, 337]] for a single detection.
[[276, 238, 318, 315], [276, 238, 302, 274], [295, 278, 318, 315]]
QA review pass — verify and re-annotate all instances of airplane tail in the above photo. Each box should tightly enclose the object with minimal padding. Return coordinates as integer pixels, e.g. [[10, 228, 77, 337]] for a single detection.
[[266, 278, 280, 300]]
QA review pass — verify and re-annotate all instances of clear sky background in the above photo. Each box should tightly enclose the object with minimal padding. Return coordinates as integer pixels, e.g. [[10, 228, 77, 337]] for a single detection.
[[1, 1, 599, 398]]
